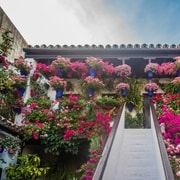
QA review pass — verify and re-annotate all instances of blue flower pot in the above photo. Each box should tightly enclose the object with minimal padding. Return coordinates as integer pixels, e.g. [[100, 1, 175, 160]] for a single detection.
[[18, 87, 26, 96], [57, 69, 64, 77], [147, 71, 153, 78], [56, 89, 64, 99], [148, 90, 154, 97], [121, 88, 128, 97], [13, 108, 21, 114], [126, 103, 134, 112], [88, 88, 94, 97], [89, 69, 96, 77], [20, 70, 28, 76]]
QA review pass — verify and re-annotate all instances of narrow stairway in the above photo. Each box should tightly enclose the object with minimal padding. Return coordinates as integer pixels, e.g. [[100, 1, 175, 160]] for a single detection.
[[102, 129, 163, 180], [93, 103, 174, 180]]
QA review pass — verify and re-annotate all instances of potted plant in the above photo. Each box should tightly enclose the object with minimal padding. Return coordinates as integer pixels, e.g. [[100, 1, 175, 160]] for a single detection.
[[0, 135, 21, 154], [50, 56, 71, 77], [85, 57, 103, 77], [115, 82, 130, 97], [14, 56, 32, 76], [115, 64, 132, 77], [12, 74, 27, 96], [144, 63, 159, 78], [81, 76, 105, 97], [68, 61, 88, 79], [34, 62, 53, 78], [48, 76, 67, 98], [144, 82, 159, 97], [124, 77, 143, 112], [157, 62, 176, 76]]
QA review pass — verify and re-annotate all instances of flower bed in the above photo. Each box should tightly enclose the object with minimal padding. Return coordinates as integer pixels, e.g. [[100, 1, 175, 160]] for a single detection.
[[152, 93, 180, 178]]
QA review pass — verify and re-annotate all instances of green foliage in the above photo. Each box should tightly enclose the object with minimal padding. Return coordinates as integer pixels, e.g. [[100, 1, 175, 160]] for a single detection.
[[0, 29, 13, 57], [161, 82, 180, 94], [0, 135, 21, 154], [125, 111, 144, 128], [5, 154, 50, 180], [125, 77, 143, 112], [26, 96, 52, 109]]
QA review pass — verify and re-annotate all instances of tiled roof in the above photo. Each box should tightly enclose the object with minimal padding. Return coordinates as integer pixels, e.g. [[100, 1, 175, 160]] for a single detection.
[[27, 44, 180, 49]]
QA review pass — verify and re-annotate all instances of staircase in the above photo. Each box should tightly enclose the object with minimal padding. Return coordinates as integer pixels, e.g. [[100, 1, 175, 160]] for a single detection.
[[93, 103, 174, 180], [102, 129, 163, 180]]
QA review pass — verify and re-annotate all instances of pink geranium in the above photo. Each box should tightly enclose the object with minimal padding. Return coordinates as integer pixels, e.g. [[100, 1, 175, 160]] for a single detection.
[[157, 62, 176, 75], [144, 82, 159, 91], [48, 76, 67, 89], [115, 64, 132, 77], [115, 83, 130, 91], [50, 56, 71, 72], [68, 61, 88, 78], [144, 63, 159, 73]]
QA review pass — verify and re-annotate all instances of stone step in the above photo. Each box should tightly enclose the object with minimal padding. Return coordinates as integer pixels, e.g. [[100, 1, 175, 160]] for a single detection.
[[102, 129, 163, 180]]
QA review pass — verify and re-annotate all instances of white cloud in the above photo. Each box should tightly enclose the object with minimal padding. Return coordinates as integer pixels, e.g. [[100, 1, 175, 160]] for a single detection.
[[1, 0, 140, 45]]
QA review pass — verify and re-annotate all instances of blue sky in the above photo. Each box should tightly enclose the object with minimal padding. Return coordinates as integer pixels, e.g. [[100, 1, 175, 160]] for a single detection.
[[1, 0, 180, 45]]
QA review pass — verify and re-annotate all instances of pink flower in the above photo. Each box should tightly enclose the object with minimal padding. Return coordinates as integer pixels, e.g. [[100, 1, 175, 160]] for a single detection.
[[63, 129, 75, 140], [48, 76, 67, 89], [176, 171, 180, 177], [144, 63, 159, 73], [115, 83, 130, 91], [144, 82, 159, 91], [115, 64, 131, 77]]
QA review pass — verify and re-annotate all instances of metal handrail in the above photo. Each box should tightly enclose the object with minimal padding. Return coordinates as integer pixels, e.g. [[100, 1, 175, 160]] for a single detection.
[[150, 101, 174, 180], [93, 104, 124, 180]]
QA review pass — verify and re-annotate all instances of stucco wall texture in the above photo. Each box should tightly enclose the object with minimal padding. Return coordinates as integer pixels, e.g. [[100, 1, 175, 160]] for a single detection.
[[0, 7, 28, 61]]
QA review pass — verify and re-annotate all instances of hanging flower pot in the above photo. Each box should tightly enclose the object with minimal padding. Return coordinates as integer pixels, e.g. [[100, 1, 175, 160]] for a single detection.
[[13, 107, 22, 114], [56, 88, 64, 99], [18, 87, 26, 96], [89, 69, 96, 77], [20, 70, 28, 76], [88, 88, 94, 97], [147, 71, 153, 78], [148, 90, 154, 97], [126, 103, 134, 112], [121, 88, 128, 97], [57, 69, 64, 77]]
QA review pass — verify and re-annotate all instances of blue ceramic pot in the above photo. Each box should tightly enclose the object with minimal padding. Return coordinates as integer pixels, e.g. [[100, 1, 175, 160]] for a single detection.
[[56, 89, 64, 99], [147, 71, 153, 78], [121, 88, 128, 97], [89, 69, 96, 77], [88, 88, 94, 97], [18, 87, 25, 96]]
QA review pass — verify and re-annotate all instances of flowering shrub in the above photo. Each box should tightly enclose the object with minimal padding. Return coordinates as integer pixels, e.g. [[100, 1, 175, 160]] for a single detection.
[[68, 61, 88, 78], [0, 135, 21, 154], [115, 64, 131, 77], [157, 62, 176, 76], [144, 82, 159, 91], [12, 74, 27, 88], [97, 61, 115, 77], [48, 76, 67, 90], [144, 63, 159, 73], [14, 56, 32, 74], [153, 93, 180, 177], [81, 76, 105, 91], [115, 83, 130, 91], [34, 63, 53, 78], [50, 56, 70, 72], [85, 57, 102, 70]]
